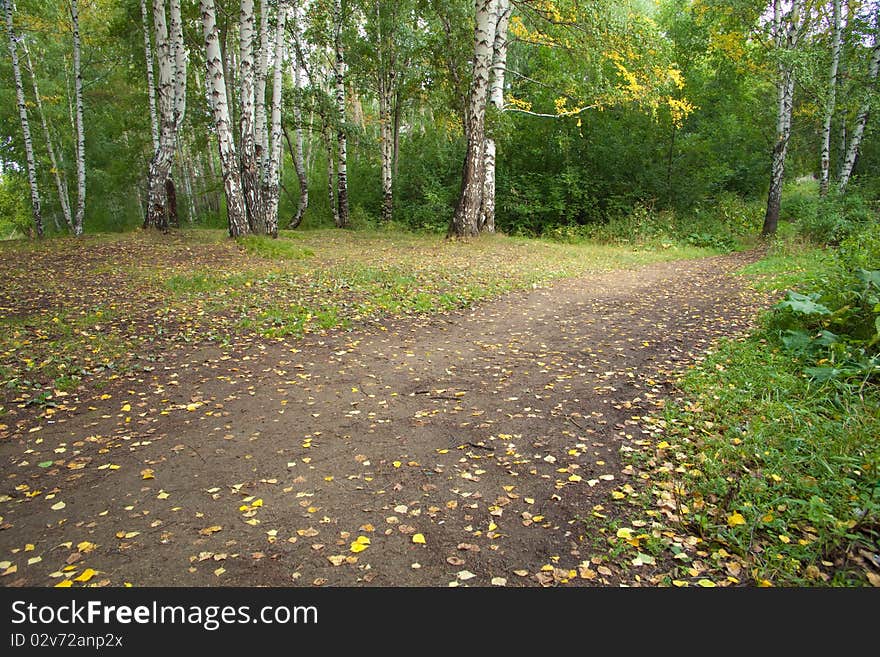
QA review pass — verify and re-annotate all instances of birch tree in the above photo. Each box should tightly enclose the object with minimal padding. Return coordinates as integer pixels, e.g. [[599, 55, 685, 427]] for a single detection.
[[145, 0, 187, 231], [71, 0, 85, 236], [762, 0, 804, 237], [480, 0, 510, 234], [239, 0, 266, 233], [333, 0, 350, 228], [140, 0, 160, 153], [200, 0, 249, 236], [837, 5, 880, 194], [4, 0, 42, 237], [820, 0, 842, 196], [24, 43, 73, 232], [449, 0, 498, 238], [255, 0, 271, 180], [265, 1, 288, 236], [286, 4, 308, 228]]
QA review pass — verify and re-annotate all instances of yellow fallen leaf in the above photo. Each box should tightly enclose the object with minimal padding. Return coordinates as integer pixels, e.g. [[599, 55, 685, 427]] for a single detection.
[[568, 474, 582, 483], [199, 525, 222, 536], [141, 469, 154, 480], [186, 403, 200, 412], [73, 568, 96, 582], [252, 499, 263, 508], [778, 534, 791, 544], [727, 512, 746, 527], [50, 501, 66, 511], [392, 461, 402, 468], [121, 404, 131, 412], [350, 542, 368, 554], [214, 567, 225, 576], [611, 491, 626, 499], [77, 541, 97, 553], [55, 579, 73, 588], [488, 522, 497, 532], [27, 556, 42, 566], [412, 533, 426, 544], [697, 579, 716, 587]]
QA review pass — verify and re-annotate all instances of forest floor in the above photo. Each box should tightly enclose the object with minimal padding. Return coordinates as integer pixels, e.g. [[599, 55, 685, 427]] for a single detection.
[[0, 231, 773, 587]]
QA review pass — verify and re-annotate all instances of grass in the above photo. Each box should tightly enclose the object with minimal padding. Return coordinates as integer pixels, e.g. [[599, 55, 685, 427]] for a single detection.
[[0, 227, 718, 397], [627, 235, 879, 587]]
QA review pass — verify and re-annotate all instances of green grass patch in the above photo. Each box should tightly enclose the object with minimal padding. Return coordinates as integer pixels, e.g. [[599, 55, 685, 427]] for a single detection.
[[237, 235, 315, 261]]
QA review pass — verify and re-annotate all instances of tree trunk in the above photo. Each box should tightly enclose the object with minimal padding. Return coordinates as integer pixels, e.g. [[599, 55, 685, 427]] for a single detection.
[[265, 3, 287, 237], [71, 0, 86, 236], [24, 43, 73, 232], [762, 0, 799, 237], [288, 13, 308, 229], [449, 0, 498, 238], [379, 76, 394, 223], [820, 0, 842, 197], [837, 28, 880, 194], [200, 0, 249, 237], [334, 0, 349, 228], [324, 124, 338, 226], [239, 0, 265, 233], [4, 0, 42, 237], [254, 0, 271, 181], [146, 0, 181, 232], [140, 0, 160, 153], [481, 0, 510, 234]]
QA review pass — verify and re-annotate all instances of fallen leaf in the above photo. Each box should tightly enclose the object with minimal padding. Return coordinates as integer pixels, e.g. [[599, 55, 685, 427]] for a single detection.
[[55, 579, 73, 588], [412, 533, 426, 544], [457, 570, 475, 581], [73, 568, 96, 582], [327, 555, 346, 566], [141, 469, 154, 480], [727, 512, 746, 527], [50, 501, 66, 511], [491, 577, 507, 586], [199, 526, 222, 536]]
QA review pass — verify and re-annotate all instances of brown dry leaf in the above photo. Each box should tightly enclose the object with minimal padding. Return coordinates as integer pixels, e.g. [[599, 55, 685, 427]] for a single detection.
[[199, 525, 222, 536], [446, 556, 465, 566], [327, 555, 346, 566], [457, 543, 480, 552], [297, 527, 319, 537]]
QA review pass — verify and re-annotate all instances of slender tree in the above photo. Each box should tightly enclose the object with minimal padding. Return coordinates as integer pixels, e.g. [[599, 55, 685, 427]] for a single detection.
[[286, 4, 308, 228], [763, 0, 803, 237], [838, 7, 880, 194], [140, 0, 160, 153], [333, 0, 350, 227], [4, 0, 42, 237], [71, 0, 85, 236], [820, 0, 842, 196], [265, 1, 287, 236], [449, 0, 498, 238], [480, 0, 510, 234], [24, 43, 73, 232], [200, 0, 249, 236]]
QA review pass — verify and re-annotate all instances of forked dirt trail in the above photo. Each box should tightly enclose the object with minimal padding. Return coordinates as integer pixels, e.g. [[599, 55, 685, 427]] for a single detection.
[[0, 251, 771, 587]]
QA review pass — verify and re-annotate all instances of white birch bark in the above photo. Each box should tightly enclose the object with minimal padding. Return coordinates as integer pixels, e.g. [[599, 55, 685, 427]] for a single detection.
[[334, 0, 349, 228], [481, 0, 510, 234], [255, 0, 271, 180], [265, 2, 287, 236], [71, 0, 86, 236], [24, 44, 72, 232], [200, 0, 249, 236], [838, 18, 880, 194], [288, 6, 308, 229], [820, 0, 842, 196], [239, 0, 265, 232], [4, 0, 42, 237], [762, 0, 801, 237], [146, 0, 176, 230], [140, 0, 160, 152], [450, 0, 498, 238]]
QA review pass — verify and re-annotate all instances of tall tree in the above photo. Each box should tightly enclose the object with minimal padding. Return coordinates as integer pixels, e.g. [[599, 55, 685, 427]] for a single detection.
[[239, 0, 266, 233], [838, 5, 880, 194], [4, 0, 42, 237], [333, 0, 350, 227], [763, 0, 804, 237], [286, 4, 308, 229], [255, 0, 272, 179], [449, 0, 498, 238], [820, 0, 842, 196], [140, 0, 160, 153], [200, 0, 249, 236], [145, 0, 188, 231], [480, 0, 510, 234], [70, 0, 85, 236], [265, 1, 287, 236], [24, 43, 72, 232]]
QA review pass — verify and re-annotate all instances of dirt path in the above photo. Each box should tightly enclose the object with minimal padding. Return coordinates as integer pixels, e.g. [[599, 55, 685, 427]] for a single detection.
[[0, 250, 771, 587]]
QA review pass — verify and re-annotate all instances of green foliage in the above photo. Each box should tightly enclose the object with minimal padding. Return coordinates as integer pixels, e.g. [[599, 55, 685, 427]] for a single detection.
[[237, 235, 315, 261], [0, 173, 30, 239]]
